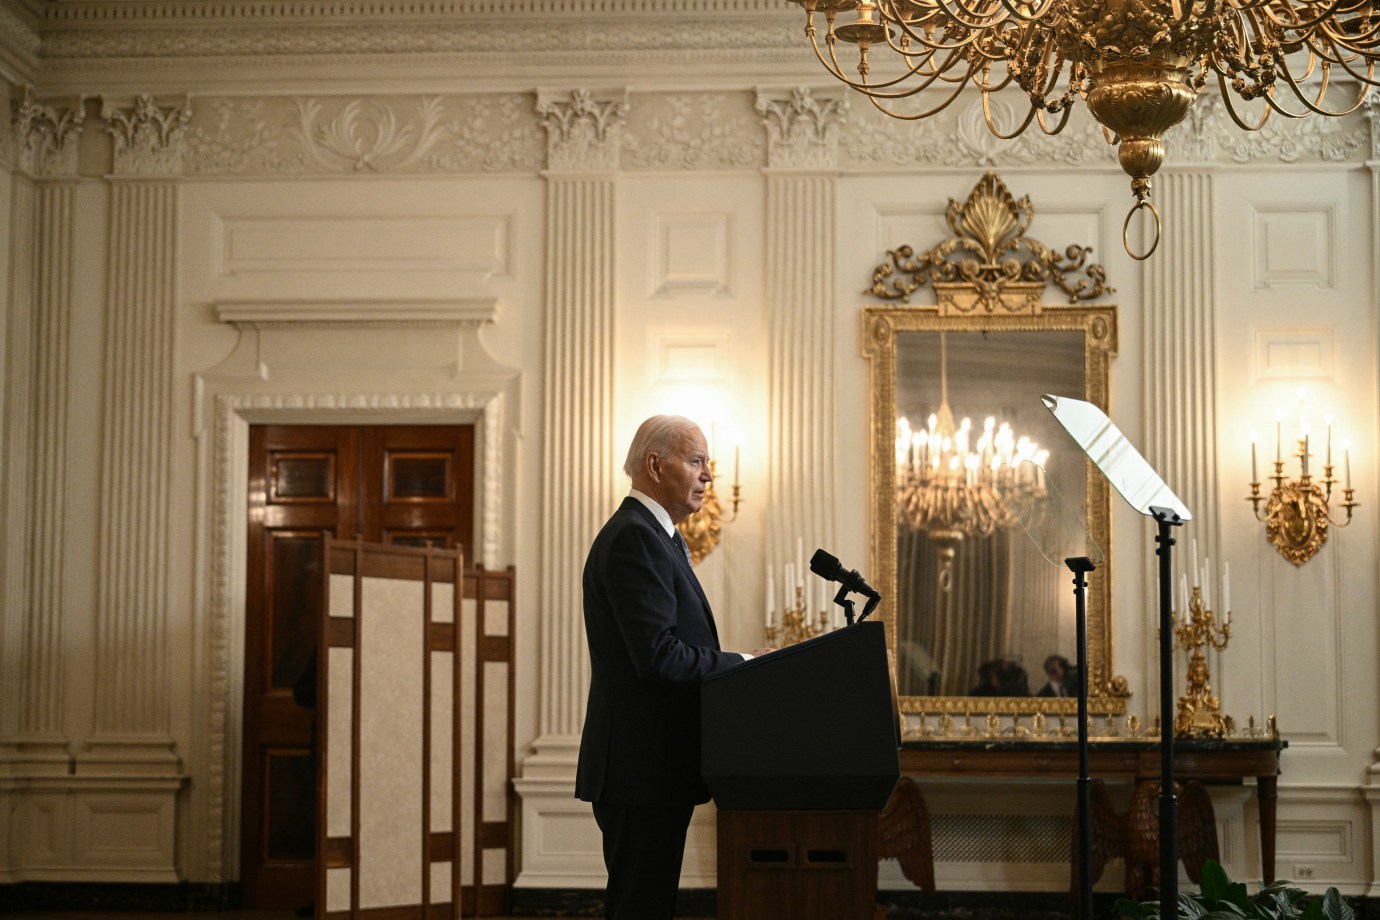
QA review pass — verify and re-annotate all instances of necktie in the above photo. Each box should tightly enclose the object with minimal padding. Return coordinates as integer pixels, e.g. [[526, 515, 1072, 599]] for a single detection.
[[672, 530, 693, 566]]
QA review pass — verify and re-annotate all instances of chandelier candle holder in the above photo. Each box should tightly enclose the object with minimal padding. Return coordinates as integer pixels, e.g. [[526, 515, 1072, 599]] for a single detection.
[[765, 539, 841, 646], [1247, 409, 1359, 566], [1172, 559, 1231, 737], [785, 0, 1380, 260], [895, 335, 1049, 587]]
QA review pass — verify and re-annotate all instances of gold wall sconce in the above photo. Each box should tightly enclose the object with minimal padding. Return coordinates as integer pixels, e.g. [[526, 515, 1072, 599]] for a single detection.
[[1247, 410, 1359, 566], [677, 444, 742, 565]]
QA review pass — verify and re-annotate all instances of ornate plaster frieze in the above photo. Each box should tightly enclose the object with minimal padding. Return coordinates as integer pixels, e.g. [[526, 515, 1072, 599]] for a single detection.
[[0, 3, 41, 78], [839, 96, 1118, 171], [1362, 93, 1379, 161], [624, 92, 762, 170], [537, 89, 628, 172], [1214, 103, 1370, 164], [11, 87, 84, 178], [183, 94, 544, 176], [106, 88, 1380, 178], [40, 16, 798, 62], [41, 0, 792, 26], [755, 86, 848, 171], [104, 94, 191, 177]]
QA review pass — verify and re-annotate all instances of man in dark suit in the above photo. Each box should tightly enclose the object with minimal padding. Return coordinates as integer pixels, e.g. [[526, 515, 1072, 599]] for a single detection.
[[576, 415, 771, 920]]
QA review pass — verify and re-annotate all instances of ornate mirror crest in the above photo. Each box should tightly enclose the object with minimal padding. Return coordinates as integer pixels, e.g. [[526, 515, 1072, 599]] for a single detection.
[[867, 171, 1114, 316], [863, 172, 1128, 728]]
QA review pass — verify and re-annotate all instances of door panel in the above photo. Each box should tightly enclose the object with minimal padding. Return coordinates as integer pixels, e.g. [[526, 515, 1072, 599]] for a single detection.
[[241, 424, 474, 909]]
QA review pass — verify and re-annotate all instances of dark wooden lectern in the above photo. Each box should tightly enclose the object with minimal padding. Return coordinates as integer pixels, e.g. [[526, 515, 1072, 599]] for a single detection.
[[702, 622, 900, 920]]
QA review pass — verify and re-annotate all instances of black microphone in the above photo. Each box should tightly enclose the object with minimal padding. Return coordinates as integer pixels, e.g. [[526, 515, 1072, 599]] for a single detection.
[[809, 548, 880, 599]]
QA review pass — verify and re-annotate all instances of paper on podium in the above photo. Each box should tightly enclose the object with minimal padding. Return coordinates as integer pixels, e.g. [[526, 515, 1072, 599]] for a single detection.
[[1041, 394, 1191, 520], [999, 458, 1104, 568]]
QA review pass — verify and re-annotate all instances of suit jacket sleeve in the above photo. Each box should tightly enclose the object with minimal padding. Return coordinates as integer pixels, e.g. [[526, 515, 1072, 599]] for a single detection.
[[596, 519, 741, 683]]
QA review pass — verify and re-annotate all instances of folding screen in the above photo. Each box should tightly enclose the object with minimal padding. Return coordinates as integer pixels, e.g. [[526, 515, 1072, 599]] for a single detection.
[[319, 539, 515, 918]]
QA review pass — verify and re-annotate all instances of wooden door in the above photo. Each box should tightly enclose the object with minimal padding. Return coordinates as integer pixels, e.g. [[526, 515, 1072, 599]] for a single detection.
[[241, 424, 475, 909]]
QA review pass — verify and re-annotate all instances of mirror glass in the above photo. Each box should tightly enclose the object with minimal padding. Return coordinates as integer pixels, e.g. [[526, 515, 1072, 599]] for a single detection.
[[866, 309, 1127, 716]]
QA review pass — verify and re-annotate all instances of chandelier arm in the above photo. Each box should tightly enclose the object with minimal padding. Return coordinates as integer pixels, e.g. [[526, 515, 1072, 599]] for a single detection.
[[1034, 101, 1077, 134], [991, 0, 1061, 25], [869, 74, 984, 119], [1273, 56, 1374, 115], [1316, 51, 1380, 88], [1258, 0, 1349, 34], [812, 24, 971, 95], [1216, 72, 1277, 129], [982, 92, 1041, 138], [884, 6, 1003, 45]]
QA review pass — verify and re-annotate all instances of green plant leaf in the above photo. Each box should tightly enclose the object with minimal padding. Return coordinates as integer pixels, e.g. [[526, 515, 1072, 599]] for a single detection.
[[1179, 892, 1209, 920], [1115, 897, 1154, 920], [1321, 888, 1354, 920], [1200, 860, 1233, 900]]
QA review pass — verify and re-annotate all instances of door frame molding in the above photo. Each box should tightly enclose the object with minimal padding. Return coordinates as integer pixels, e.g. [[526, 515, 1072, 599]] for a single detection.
[[196, 390, 508, 883]]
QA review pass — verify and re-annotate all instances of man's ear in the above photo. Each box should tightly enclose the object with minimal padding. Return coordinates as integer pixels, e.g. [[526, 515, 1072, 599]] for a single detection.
[[645, 452, 662, 483]]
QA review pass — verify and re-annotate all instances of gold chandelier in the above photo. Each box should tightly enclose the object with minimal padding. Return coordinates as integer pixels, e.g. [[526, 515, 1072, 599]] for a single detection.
[[895, 334, 1049, 577], [786, 0, 1379, 258]]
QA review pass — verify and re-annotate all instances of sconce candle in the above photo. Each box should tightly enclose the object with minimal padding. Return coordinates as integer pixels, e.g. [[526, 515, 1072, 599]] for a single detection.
[[1250, 434, 1258, 483]]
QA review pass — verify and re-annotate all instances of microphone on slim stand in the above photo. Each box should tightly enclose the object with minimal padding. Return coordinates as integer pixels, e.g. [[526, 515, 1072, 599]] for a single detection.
[[809, 549, 882, 625]]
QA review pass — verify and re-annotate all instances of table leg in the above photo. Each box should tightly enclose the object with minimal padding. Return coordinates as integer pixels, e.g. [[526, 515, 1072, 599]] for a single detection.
[[1258, 774, 1278, 883]]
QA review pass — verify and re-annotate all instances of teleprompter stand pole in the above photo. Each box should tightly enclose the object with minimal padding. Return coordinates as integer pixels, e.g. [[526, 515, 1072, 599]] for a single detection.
[[1065, 555, 1096, 920], [1151, 506, 1186, 920]]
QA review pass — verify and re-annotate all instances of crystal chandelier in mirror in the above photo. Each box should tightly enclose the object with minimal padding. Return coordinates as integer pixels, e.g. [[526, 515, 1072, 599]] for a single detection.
[[895, 333, 1050, 583], [785, 0, 1379, 259]]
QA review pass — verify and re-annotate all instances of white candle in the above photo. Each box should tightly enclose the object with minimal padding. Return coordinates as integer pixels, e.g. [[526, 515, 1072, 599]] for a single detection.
[[1345, 444, 1352, 488], [1202, 557, 1211, 610], [797, 538, 804, 584], [766, 566, 775, 628], [784, 562, 794, 607], [1191, 539, 1200, 585], [1276, 416, 1282, 462], [1222, 561, 1231, 617], [1325, 416, 1332, 468], [1302, 435, 1309, 478], [1250, 434, 1258, 483], [1180, 573, 1189, 614]]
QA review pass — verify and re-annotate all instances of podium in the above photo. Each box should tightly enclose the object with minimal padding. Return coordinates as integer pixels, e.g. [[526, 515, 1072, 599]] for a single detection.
[[702, 621, 900, 920]]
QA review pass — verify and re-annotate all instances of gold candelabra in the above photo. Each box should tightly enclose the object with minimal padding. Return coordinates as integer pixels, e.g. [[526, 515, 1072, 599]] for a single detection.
[[766, 584, 832, 648], [1247, 416, 1358, 567], [1173, 584, 1231, 737]]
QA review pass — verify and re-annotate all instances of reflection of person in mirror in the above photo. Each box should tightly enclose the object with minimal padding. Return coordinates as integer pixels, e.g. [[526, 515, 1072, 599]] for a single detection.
[[576, 415, 774, 920], [1036, 654, 1074, 697], [969, 657, 1028, 696]]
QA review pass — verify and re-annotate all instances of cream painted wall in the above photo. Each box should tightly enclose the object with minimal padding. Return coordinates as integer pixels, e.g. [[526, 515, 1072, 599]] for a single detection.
[[0, 7, 1376, 899]]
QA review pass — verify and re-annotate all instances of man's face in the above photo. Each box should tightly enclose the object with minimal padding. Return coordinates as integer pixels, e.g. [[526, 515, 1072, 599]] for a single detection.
[[650, 426, 713, 525]]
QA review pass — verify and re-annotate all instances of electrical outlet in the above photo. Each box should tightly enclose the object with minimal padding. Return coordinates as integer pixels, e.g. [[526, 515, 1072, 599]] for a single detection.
[[1295, 865, 1315, 879]]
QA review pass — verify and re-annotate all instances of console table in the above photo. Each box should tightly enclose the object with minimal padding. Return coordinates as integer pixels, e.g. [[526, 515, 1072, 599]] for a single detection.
[[896, 737, 1287, 893]]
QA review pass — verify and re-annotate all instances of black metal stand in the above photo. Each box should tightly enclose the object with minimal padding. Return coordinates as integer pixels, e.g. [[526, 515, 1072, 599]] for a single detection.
[[1151, 506, 1186, 920], [1065, 555, 1096, 920]]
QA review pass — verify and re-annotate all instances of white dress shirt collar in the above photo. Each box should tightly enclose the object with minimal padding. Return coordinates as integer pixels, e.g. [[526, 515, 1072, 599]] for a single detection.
[[629, 489, 675, 537]]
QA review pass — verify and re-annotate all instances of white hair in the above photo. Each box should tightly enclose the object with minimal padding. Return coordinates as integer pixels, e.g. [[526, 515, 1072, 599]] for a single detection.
[[623, 415, 699, 478]]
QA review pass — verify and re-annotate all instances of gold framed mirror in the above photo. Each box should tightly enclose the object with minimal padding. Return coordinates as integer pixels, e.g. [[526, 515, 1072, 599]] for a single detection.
[[862, 173, 1130, 721]]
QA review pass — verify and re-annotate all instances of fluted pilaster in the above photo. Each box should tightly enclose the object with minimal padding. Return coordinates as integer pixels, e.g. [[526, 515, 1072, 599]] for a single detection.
[[531, 90, 625, 754], [757, 88, 846, 571], [81, 96, 189, 771], [1141, 170, 1221, 623], [3, 91, 85, 770]]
